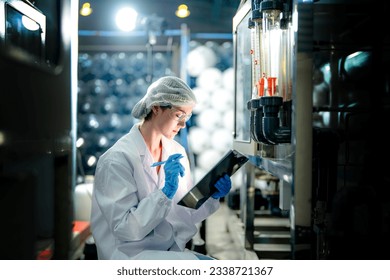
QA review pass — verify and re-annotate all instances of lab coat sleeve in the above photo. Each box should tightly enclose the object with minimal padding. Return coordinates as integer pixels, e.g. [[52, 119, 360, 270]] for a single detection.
[[195, 196, 220, 222], [166, 198, 220, 251], [93, 157, 172, 241]]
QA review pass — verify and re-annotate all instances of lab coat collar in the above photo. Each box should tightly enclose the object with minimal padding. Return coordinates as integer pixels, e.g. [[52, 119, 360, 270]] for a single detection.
[[130, 123, 173, 189], [129, 123, 180, 189], [131, 123, 175, 162]]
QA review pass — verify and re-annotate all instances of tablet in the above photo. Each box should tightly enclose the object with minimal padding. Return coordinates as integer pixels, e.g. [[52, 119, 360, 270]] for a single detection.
[[178, 149, 248, 209]]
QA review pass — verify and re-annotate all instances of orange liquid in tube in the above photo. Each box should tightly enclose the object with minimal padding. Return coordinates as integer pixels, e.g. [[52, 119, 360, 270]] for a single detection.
[[267, 77, 277, 96], [257, 74, 266, 97]]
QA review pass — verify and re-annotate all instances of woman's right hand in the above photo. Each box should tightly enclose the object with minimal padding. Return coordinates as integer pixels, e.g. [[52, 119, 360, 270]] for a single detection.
[[162, 153, 185, 199]]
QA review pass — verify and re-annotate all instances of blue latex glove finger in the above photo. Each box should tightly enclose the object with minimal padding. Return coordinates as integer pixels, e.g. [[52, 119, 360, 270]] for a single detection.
[[168, 153, 184, 162], [162, 153, 185, 199], [164, 160, 185, 178], [167, 167, 184, 184], [212, 174, 232, 199], [151, 154, 183, 167], [165, 154, 183, 170], [217, 175, 231, 195]]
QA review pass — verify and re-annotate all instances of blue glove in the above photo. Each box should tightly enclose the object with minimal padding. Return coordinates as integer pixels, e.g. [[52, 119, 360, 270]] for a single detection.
[[212, 174, 232, 199], [162, 153, 185, 199]]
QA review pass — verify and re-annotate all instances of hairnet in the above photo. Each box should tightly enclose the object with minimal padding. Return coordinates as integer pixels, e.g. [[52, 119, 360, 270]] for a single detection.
[[131, 76, 197, 119]]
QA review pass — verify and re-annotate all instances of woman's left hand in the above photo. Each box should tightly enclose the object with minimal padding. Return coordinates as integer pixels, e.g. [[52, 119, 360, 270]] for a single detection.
[[211, 174, 232, 199]]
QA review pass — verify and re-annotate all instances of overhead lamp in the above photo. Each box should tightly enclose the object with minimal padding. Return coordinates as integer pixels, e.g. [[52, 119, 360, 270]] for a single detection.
[[175, 4, 190, 18], [116, 7, 138, 32], [80, 2, 93, 17]]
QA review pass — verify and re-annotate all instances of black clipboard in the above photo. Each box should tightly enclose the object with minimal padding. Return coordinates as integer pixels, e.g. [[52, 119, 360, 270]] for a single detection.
[[178, 149, 248, 209]]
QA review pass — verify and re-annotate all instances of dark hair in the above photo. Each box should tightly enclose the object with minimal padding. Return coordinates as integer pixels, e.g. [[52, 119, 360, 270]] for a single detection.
[[144, 105, 172, 121]]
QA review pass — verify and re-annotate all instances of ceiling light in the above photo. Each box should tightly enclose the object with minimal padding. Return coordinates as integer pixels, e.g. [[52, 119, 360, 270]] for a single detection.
[[80, 2, 93, 17], [175, 4, 190, 18], [116, 7, 138, 32]]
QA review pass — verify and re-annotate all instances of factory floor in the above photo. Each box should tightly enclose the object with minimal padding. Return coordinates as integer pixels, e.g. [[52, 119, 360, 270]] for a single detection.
[[204, 202, 291, 260], [205, 202, 244, 260]]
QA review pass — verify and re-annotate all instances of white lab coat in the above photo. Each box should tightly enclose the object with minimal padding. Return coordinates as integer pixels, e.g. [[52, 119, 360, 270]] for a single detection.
[[90, 124, 220, 260]]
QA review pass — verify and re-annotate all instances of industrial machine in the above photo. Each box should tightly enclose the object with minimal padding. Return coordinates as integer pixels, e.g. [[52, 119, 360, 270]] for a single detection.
[[0, 0, 78, 259], [232, 0, 390, 259]]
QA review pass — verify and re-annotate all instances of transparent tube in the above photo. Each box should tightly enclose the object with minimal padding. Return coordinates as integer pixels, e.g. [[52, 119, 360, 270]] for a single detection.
[[254, 19, 264, 97], [250, 20, 258, 99], [279, 19, 293, 101], [286, 20, 293, 101], [262, 9, 281, 97]]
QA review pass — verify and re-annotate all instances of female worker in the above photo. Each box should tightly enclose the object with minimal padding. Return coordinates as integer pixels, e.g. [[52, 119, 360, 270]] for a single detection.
[[90, 76, 232, 260]]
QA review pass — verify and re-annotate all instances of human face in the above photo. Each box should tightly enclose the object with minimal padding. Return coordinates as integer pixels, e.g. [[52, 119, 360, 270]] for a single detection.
[[168, 106, 192, 123], [158, 105, 193, 139]]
